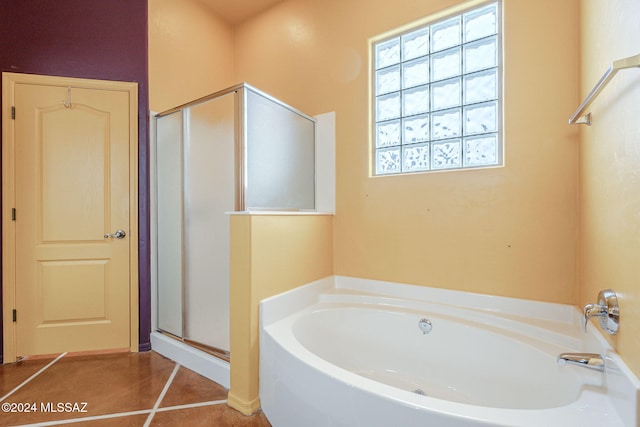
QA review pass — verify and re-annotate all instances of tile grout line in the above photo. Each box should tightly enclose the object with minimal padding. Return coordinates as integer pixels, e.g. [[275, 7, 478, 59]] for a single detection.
[[5, 355, 230, 427], [10, 408, 153, 427], [142, 362, 181, 427], [0, 352, 67, 403], [154, 399, 228, 412], [12, 400, 230, 427]]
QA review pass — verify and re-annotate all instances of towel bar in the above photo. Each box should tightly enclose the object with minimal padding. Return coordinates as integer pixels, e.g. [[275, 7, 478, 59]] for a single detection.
[[569, 53, 640, 125]]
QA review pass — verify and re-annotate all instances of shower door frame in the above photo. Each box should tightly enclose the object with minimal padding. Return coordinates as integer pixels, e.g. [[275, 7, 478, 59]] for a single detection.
[[153, 82, 317, 361]]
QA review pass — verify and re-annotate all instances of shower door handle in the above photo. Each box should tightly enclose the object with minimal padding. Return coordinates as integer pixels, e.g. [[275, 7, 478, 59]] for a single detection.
[[104, 229, 127, 239]]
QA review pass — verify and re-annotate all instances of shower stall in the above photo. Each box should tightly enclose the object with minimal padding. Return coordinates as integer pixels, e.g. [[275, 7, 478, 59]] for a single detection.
[[154, 83, 316, 366]]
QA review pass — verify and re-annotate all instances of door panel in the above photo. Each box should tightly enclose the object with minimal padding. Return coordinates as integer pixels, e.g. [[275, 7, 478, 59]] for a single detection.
[[13, 82, 132, 356], [41, 103, 108, 241]]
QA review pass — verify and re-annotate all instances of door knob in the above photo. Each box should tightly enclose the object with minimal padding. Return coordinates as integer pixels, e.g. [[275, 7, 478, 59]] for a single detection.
[[104, 229, 127, 239]]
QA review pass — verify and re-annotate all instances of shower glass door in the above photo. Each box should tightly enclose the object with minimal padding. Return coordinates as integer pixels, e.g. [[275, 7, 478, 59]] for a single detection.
[[155, 82, 316, 361], [156, 111, 184, 338], [182, 93, 235, 353]]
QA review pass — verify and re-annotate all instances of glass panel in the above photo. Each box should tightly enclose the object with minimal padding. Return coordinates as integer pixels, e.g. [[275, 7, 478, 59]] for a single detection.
[[376, 146, 401, 174], [402, 57, 430, 89], [431, 77, 461, 111], [431, 47, 461, 81], [464, 134, 498, 166], [377, 119, 401, 147], [402, 28, 429, 61], [432, 139, 462, 169], [403, 114, 430, 144], [431, 16, 461, 52], [377, 92, 401, 121], [376, 65, 401, 95], [155, 111, 184, 338], [182, 94, 235, 351], [463, 36, 497, 73], [464, 101, 497, 135], [463, 69, 497, 104], [432, 108, 461, 140], [245, 88, 315, 210], [403, 142, 430, 172], [463, 3, 497, 42], [402, 85, 429, 116], [376, 37, 401, 69]]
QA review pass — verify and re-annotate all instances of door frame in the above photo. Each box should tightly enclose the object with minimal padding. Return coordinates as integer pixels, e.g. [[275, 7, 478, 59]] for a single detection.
[[2, 72, 139, 363]]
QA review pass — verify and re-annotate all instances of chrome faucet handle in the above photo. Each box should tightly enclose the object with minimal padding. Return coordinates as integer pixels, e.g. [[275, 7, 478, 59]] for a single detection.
[[583, 289, 619, 335]]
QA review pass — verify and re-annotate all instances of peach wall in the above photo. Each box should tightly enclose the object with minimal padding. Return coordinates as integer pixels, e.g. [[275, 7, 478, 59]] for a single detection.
[[579, 0, 640, 378], [147, 0, 640, 406], [234, 0, 580, 304], [148, 0, 234, 112], [228, 214, 333, 414]]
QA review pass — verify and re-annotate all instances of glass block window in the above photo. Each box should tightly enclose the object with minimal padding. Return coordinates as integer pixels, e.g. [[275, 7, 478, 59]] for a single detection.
[[373, 1, 501, 175]]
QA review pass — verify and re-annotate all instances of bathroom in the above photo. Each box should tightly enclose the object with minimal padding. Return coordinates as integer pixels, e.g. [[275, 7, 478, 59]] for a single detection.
[[149, 0, 639, 414], [1, 0, 640, 425]]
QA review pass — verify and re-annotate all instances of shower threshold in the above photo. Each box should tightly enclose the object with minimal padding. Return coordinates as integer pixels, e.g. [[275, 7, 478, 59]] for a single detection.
[[184, 338, 230, 363], [157, 330, 230, 363]]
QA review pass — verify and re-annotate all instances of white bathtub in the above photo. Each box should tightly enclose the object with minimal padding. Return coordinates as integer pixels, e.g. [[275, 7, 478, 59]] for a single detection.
[[259, 276, 639, 427]]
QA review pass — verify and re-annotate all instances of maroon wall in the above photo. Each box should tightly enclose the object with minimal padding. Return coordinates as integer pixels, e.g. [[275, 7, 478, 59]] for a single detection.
[[0, 0, 151, 361]]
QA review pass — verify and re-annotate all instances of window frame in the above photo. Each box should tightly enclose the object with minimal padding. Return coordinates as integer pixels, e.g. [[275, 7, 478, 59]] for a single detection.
[[371, 0, 503, 176]]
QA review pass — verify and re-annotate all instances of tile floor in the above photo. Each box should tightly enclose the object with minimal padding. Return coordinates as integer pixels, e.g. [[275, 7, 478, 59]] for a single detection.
[[0, 351, 272, 427]]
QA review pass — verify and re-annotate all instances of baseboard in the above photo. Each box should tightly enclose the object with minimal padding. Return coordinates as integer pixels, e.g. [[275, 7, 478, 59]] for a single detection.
[[227, 391, 261, 415]]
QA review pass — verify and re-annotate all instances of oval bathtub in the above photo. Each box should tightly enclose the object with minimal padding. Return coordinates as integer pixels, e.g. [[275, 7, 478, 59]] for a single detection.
[[293, 306, 584, 410], [259, 277, 637, 427]]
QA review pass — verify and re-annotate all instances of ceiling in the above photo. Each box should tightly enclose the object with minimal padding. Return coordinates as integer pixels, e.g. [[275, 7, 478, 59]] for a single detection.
[[198, 0, 283, 24]]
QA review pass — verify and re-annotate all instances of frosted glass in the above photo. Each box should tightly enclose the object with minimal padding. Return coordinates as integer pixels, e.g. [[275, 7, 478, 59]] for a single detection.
[[403, 85, 429, 116], [403, 142, 430, 172], [245, 89, 315, 210], [402, 28, 429, 61], [183, 94, 235, 351], [463, 3, 497, 42], [465, 134, 498, 166], [431, 47, 461, 81], [464, 69, 497, 104], [376, 38, 400, 69], [403, 57, 430, 89], [464, 101, 497, 135], [432, 108, 461, 140], [377, 119, 401, 147], [464, 36, 497, 73], [431, 78, 461, 111], [431, 17, 461, 52], [377, 92, 401, 121], [376, 65, 400, 94], [156, 111, 183, 338], [432, 139, 462, 169], [376, 146, 401, 174], [403, 114, 430, 143]]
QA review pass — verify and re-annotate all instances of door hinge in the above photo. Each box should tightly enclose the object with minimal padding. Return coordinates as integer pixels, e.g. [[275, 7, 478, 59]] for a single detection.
[[13, 309, 17, 322], [11, 106, 15, 120], [12, 208, 16, 221]]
